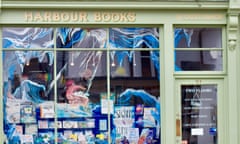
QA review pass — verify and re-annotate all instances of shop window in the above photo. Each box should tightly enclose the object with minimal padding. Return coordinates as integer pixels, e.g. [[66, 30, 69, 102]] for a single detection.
[[174, 28, 223, 71], [110, 50, 160, 144], [2, 27, 161, 144], [109, 27, 160, 143]]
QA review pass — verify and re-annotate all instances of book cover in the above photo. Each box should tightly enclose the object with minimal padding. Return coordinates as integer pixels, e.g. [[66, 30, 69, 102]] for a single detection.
[[25, 124, 38, 135], [113, 106, 135, 141], [63, 121, 78, 128], [39, 102, 55, 118], [19, 134, 34, 144], [143, 107, 156, 127], [20, 102, 36, 123], [86, 119, 95, 128], [6, 100, 21, 123], [99, 119, 107, 131], [15, 125, 23, 135], [38, 120, 48, 129]]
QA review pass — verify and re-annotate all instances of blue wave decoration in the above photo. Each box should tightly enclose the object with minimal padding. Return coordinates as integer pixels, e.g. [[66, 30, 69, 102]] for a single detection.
[[3, 28, 54, 48], [174, 28, 193, 48], [12, 80, 46, 104], [174, 28, 194, 71], [109, 28, 159, 48], [117, 88, 160, 123], [109, 28, 160, 77], [56, 28, 107, 48], [111, 88, 161, 143]]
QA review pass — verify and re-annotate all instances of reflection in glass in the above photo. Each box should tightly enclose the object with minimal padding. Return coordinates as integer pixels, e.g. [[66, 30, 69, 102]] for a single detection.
[[174, 28, 222, 48], [110, 50, 161, 143], [56, 28, 107, 48], [175, 51, 222, 71], [3, 51, 55, 143], [3, 28, 54, 48], [109, 28, 159, 48], [56, 51, 108, 143], [181, 85, 217, 144], [110, 50, 160, 78]]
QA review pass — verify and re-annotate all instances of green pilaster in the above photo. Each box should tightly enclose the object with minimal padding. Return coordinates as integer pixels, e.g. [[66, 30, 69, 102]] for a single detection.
[[228, 0, 240, 143], [161, 23, 175, 144], [227, 13, 239, 144]]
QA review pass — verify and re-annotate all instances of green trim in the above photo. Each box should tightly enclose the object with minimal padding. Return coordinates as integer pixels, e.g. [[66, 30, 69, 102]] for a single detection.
[[161, 23, 175, 144], [0, 27, 4, 144], [0, 9, 227, 25], [2, 1, 229, 10]]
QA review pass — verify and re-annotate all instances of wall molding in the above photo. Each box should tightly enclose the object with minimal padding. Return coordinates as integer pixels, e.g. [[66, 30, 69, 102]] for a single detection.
[[227, 14, 238, 51]]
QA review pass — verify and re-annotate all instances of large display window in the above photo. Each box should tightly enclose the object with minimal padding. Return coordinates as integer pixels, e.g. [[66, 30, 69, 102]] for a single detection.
[[2, 27, 161, 144]]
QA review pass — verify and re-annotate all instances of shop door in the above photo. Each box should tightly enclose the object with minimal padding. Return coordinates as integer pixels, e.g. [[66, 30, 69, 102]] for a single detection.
[[175, 79, 224, 144]]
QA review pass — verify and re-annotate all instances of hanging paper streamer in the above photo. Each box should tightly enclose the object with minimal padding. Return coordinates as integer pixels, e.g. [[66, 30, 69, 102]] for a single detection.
[[57, 28, 87, 48], [56, 28, 107, 94], [70, 51, 103, 93], [3, 28, 54, 81], [3, 28, 54, 48], [57, 28, 107, 48], [109, 28, 160, 77]]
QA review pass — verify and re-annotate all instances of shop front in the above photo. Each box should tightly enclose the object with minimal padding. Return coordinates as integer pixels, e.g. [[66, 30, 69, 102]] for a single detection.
[[0, 0, 239, 144]]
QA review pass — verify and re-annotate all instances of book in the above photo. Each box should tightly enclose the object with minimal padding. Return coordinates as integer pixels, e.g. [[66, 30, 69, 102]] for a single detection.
[[15, 125, 23, 135], [63, 121, 78, 128], [86, 119, 95, 128], [39, 102, 55, 118], [143, 107, 156, 127], [99, 119, 107, 131], [113, 106, 135, 141], [19, 134, 34, 144], [38, 120, 48, 129], [20, 102, 36, 123], [6, 100, 21, 123], [25, 124, 38, 135]]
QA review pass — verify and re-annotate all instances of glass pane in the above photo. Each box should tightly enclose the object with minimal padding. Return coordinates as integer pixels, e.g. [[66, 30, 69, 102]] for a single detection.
[[174, 28, 222, 48], [181, 85, 217, 144], [175, 51, 223, 71], [3, 51, 55, 143], [3, 28, 54, 48], [110, 50, 161, 143], [110, 50, 160, 78], [56, 51, 107, 143], [56, 28, 107, 48], [109, 28, 159, 48]]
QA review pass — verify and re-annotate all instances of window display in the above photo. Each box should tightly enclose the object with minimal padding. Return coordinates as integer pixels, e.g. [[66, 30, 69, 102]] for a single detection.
[[109, 28, 160, 144], [2, 27, 161, 144]]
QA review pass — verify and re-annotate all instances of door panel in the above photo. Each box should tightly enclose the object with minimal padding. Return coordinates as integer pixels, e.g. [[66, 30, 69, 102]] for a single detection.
[[176, 79, 224, 144]]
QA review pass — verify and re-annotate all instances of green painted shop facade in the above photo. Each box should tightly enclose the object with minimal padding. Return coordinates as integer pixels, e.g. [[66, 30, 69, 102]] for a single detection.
[[0, 0, 239, 144]]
